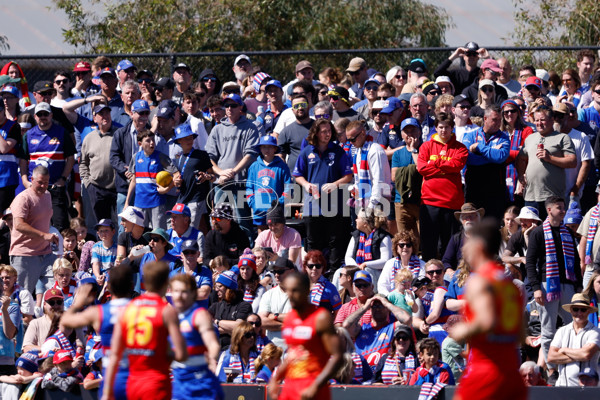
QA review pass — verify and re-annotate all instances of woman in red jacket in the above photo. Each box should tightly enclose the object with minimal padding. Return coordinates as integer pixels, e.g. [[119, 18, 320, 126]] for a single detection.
[[417, 113, 468, 262]]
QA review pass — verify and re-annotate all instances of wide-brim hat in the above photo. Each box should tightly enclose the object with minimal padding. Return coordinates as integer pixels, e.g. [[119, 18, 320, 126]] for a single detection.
[[562, 293, 598, 313], [454, 203, 485, 221], [143, 228, 173, 250], [515, 206, 542, 224]]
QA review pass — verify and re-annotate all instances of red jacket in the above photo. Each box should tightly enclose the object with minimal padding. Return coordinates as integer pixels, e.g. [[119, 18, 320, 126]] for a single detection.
[[417, 134, 468, 210]]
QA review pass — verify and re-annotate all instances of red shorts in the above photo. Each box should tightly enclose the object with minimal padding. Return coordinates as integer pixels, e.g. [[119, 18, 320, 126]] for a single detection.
[[456, 365, 527, 400], [126, 372, 171, 400], [280, 378, 330, 400]]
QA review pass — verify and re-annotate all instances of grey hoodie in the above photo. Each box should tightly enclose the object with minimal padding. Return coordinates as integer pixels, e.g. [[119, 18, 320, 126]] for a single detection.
[[205, 115, 259, 181]]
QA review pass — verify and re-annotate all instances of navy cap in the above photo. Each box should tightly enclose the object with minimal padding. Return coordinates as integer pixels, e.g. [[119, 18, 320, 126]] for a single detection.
[[380, 97, 403, 114], [153, 77, 175, 89], [99, 67, 117, 78], [132, 99, 150, 113], [94, 218, 115, 230], [452, 94, 471, 107], [181, 239, 199, 252], [116, 59, 136, 72], [174, 124, 197, 141], [93, 104, 110, 115], [1, 85, 19, 98], [401, 117, 421, 132], [156, 100, 177, 119]]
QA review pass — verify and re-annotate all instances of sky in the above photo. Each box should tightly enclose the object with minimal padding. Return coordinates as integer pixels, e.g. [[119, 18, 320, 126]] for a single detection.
[[2, 0, 518, 55]]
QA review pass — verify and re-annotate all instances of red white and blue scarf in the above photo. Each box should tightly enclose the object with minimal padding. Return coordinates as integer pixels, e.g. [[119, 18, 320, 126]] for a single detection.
[[381, 352, 416, 385], [243, 288, 255, 303], [585, 204, 600, 264], [543, 218, 576, 302], [352, 135, 374, 201], [351, 352, 363, 382], [505, 128, 523, 201], [229, 352, 256, 382], [309, 275, 328, 306], [393, 256, 421, 280], [418, 382, 447, 400], [355, 230, 375, 265]]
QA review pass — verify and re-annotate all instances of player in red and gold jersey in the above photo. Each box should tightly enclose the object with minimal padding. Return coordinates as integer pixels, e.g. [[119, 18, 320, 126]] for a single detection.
[[101, 261, 188, 400], [268, 271, 343, 400], [449, 219, 527, 400]]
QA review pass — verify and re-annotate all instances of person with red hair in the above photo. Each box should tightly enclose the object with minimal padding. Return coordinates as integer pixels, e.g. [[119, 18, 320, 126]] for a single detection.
[[0, 62, 32, 108], [304, 250, 341, 314]]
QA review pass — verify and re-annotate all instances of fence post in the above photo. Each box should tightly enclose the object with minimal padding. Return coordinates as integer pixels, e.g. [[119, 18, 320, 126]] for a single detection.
[[170, 54, 177, 75]]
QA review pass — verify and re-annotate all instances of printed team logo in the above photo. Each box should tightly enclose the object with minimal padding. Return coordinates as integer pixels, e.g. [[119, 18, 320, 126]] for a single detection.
[[261, 176, 270, 187], [160, 107, 167, 114], [150, 160, 156, 165], [137, 158, 143, 163], [328, 152, 335, 166], [264, 115, 272, 125], [378, 332, 389, 342], [308, 153, 316, 159], [49, 137, 60, 145], [180, 320, 192, 333], [30, 139, 39, 145]]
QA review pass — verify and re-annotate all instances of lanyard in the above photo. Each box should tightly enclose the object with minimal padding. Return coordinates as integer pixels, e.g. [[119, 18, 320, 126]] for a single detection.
[[179, 152, 192, 175]]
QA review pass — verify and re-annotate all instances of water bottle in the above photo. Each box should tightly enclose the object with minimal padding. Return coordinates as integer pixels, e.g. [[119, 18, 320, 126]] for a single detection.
[[131, 245, 151, 257]]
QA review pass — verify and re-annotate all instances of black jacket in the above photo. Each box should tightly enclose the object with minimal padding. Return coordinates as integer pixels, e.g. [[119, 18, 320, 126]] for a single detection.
[[205, 222, 250, 266], [350, 228, 391, 262]]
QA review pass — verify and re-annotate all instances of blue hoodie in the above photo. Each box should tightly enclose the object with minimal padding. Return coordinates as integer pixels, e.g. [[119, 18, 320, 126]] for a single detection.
[[246, 155, 292, 225]]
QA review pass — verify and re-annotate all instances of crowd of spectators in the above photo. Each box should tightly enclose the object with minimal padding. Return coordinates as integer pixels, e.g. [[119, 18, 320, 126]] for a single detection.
[[0, 44, 599, 397]]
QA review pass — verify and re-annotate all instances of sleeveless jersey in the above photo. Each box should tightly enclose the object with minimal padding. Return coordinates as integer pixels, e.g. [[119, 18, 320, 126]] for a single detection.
[[133, 150, 164, 209], [457, 261, 526, 400], [26, 124, 67, 183], [99, 298, 130, 355], [120, 292, 170, 376], [355, 321, 395, 370], [173, 305, 207, 370], [282, 306, 330, 380], [0, 119, 19, 186]]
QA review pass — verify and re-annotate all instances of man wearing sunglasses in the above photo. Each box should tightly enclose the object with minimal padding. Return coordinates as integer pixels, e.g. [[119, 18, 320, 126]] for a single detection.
[[50, 71, 76, 108], [329, 86, 360, 122], [277, 94, 314, 173], [346, 57, 369, 101], [451, 95, 478, 142], [204, 203, 250, 267], [434, 41, 487, 95], [547, 293, 600, 387], [258, 257, 295, 348], [23, 288, 65, 353], [461, 58, 508, 107], [353, 76, 381, 121]]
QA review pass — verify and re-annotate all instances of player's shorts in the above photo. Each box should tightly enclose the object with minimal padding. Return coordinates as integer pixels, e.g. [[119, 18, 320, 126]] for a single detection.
[[280, 378, 331, 400], [172, 366, 224, 400], [127, 371, 171, 400], [456, 362, 527, 400], [100, 367, 128, 400]]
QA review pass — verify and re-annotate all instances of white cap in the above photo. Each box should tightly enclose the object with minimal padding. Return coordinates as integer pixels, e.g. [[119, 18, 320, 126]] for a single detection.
[[118, 206, 145, 226], [372, 100, 387, 110], [234, 54, 251, 66], [536, 69, 550, 83], [515, 206, 542, 224], [34, 102, 51, 115]]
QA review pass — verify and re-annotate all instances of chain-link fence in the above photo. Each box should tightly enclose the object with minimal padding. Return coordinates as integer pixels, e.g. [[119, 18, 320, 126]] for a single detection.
[[1, 46, 599, 91]]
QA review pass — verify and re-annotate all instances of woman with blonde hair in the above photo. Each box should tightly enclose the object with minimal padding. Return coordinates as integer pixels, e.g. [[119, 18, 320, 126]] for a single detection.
[[254, 343, 283, 383], [336, 327, 372, 384], [216, 321, 258, 383], [445, 259, 471, 312]]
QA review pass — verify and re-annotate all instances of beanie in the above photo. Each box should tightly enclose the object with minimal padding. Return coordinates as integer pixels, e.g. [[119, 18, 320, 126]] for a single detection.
[[238, 248, 257, 272], [15, 351, 38, 373], [266, 202, 286, 225], [216, 270, 238, 290]]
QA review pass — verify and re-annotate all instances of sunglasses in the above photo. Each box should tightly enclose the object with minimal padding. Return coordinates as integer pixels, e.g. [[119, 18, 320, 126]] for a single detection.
[[319, 91, 328, 96], [292, 91, 306, 97], [329, 95, 340, 101], [47, 299, 64, 306], [376, 96, 389, 100], [457, 104, 471, 110], [397, 243, 412, 248], [571, 307, 588, 313], [154, 87, 164, 92], [38, 91, 54, 97], [354, 282, 369, 289], [554, 113, 566, 119], [315, 113, 330, 119], [365, 85, 379, 91], [349, 70, 362, 75], [426, 269, 444, 276], [428, 91, 440, 96], [138, 78, 152, 84], [183, 250, 197, 256], [371, 110, 381, 116], [249, 320, 261, 327], [149, 236, 163, 242], [54, 79, 69, 85], [396, 335, 410, 341], [273, 269, 288, 275], [347, 135, 360, 143], [196, 92, 206, 98], [395, 74, 407, 80], [292, 102, 308, 110], [36, 112, 50, 117], [480, 87, 494, 93], [503, 109, 518, 115], [594, 90, 600, 95], [213, 217, 223, 222], [526, 86, 540, 91], [243, 331, 257, 339], [224, 103, 240, 109], [518, 104, 527, 110], [202, 77, 217, 82], [74, 71, 89, 76], [306, 263, 322, 269]]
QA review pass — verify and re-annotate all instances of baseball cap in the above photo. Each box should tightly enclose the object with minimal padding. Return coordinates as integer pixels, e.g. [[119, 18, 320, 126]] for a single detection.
[[174, 124, 197, 142], [536, 69, 550, 83], [364, 74, 380, 87], [393, 325, 413, 339], [153, 77, 175, 90], [156, 100, 177, 119], [34, 102, 51, 115], [73, 61, 91, 72], [578, 367, 599, 380], [94, 219, 115, 230], [553, 102, 569, 115], [412, 276, 431, 290], [380, 97, 403, 114], [465, 41, 480, 54], [174, 63, 191, 72], [119, 206, 145, 226], [167, 203, 191, 217], [136, 69, 153, 79], [257, 134, 279, 151], [328, 86, 350, 103], [269, 257, 295, 271], [132, 99, 150, 113], [372, 100, 386, 110], [1, 85, 19, 98], [210, 203, 234, 219], [33, 81, 53, 93], [93, 104, 110, 115], [265, 79, 282, 90], [408, 59, 427, 73], [296, 60, 314, 73], [353, 270, 372, 284], [423, 82, 440, 96], [401, 117, 421, 132], [234, 54, 251, 66], [99, 67, 117, 78], [478, 79, 495, 89], [2, 209, 11, 220], [53, 350, 73, 364], [116, 59, 136, 72], [224, 93, 244, 107], [44, 288, 64, 301], [346, 57, 366, 73], [525, 76, 542, 89], [181, 239, 199, 253], [452, 94, 471, 107], [480, 59, 502, 73]]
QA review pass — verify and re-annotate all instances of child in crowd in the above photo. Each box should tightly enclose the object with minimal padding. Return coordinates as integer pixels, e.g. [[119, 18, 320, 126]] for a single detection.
[[387, 268, 418, 314], [125, 129, 179, 230], [254, 343, 283, 383], [0, 352, 42, 399], [61, 228, 81, 272], [51, 258, 77, 309], [83, 348, 103, 390], [91, 219, 117, 287], [41, 350, 83, 392], [409, 338, 455, 386], [210, 255, 230, 284], [246, 135, 292, 231], [71, 217, 96, 275]]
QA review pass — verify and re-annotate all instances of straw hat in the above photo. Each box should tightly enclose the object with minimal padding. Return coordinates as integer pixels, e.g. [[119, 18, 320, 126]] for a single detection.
[[561, 293, 598, 313]]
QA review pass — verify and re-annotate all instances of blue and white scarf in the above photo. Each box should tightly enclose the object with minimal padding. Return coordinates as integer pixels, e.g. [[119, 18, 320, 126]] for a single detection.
[[355, 230, 375, 265], [392, 256, 421, 279], [310, 275, 328, 306], [543, 218, 576, 302]]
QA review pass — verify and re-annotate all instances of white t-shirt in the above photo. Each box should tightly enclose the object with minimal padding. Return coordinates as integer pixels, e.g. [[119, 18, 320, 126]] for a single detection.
[[565, 128, 594, 197], [258, 286, 291, 348], [551, 321, 600, 387]]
